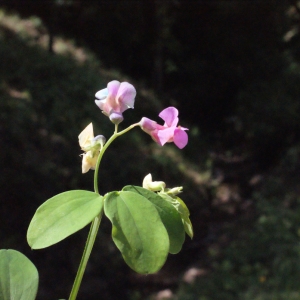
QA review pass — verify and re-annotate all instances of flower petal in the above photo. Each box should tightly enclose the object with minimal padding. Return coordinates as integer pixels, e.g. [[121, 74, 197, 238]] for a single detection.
[[142, 173, 153, 189], [95, 99, 106, 112], [173, 128, 188, 149], [140, 117, 158, 134], [82, 151, 98, 173], [78, 123, 94, 150], [159, 107, 179, 127], [116, 82, 136, 112], [99, 80, 121, 114], [157, 127, 176, 146], [95, 82, 120, 115], [107, 80, 121, 99], [95, 88, 108, 100]]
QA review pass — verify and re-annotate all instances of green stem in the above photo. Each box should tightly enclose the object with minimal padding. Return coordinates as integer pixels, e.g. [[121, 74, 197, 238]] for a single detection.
[[93, 122, 140, 193], [68, 212, 103, 300], [69, 122, 140, 300]]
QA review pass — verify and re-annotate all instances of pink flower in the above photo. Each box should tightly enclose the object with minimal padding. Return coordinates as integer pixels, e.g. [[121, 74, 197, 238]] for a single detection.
[[140, 107, 188, 149], [95, 80, 136, 124]]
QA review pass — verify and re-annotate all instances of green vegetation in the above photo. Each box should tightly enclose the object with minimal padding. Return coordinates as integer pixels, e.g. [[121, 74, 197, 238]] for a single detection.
[[1, 2, 300, 299], [0, 11, 196, 299]]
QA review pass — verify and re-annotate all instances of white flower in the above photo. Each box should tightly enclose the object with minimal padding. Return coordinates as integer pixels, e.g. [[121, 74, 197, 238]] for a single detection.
[[78, 123, 105, 173]]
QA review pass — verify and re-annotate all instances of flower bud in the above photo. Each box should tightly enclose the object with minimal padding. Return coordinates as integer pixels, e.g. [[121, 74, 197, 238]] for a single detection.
[[143, 173, 166, 192], [109, 111, 124, 125], [92, 135, 106, 148], [166, 186, 183, 196]]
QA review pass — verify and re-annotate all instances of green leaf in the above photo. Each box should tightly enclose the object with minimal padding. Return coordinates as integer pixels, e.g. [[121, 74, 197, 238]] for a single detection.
[[0, 249, 38, 300], [123, 185, 185, 254], [176, 196, 194, 239], [27, 190, 103, 249], [104, 191, 169, 274], [159, 193, 194, 239]]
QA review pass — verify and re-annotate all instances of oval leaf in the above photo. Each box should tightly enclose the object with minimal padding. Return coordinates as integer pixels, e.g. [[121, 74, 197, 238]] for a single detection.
[[123, 185, 185, 254], [0, 249, 38, 300], [104, 191, 169, 274], [27, 190, 103, 249]]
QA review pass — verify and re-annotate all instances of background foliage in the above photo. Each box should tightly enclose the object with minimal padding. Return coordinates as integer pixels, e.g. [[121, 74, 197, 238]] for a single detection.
[[1, 1, 300, 299]]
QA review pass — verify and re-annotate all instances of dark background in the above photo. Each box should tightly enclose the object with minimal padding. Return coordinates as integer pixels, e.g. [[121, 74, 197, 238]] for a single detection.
[[1, 1, 300, 299]]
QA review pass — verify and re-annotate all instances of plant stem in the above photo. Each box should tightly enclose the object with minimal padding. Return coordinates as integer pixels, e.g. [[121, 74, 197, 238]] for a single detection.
[[94, 122, 140, 193], [68, 212, 103, 300], [69, 122, 140, 300]]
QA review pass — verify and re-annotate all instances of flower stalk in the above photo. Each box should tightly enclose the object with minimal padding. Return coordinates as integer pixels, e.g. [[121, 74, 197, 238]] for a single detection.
[[69, 122, 140, 300]]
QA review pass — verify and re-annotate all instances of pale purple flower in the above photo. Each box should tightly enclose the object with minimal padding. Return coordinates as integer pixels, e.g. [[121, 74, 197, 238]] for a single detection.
[[95, 80, 136, 124], [140, 107, 188, 149]]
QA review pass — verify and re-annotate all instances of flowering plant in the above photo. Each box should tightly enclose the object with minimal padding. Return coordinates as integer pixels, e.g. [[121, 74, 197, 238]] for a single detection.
[[1, 81, 193, 300]]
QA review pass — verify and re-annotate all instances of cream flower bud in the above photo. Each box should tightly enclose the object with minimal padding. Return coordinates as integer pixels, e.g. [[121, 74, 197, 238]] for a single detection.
[[166, 186, 183, 196], [142, 173, 166, 192]]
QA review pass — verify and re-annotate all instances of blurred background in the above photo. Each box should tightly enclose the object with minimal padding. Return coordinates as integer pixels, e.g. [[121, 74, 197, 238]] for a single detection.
[[1, 0, 300, 299]]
